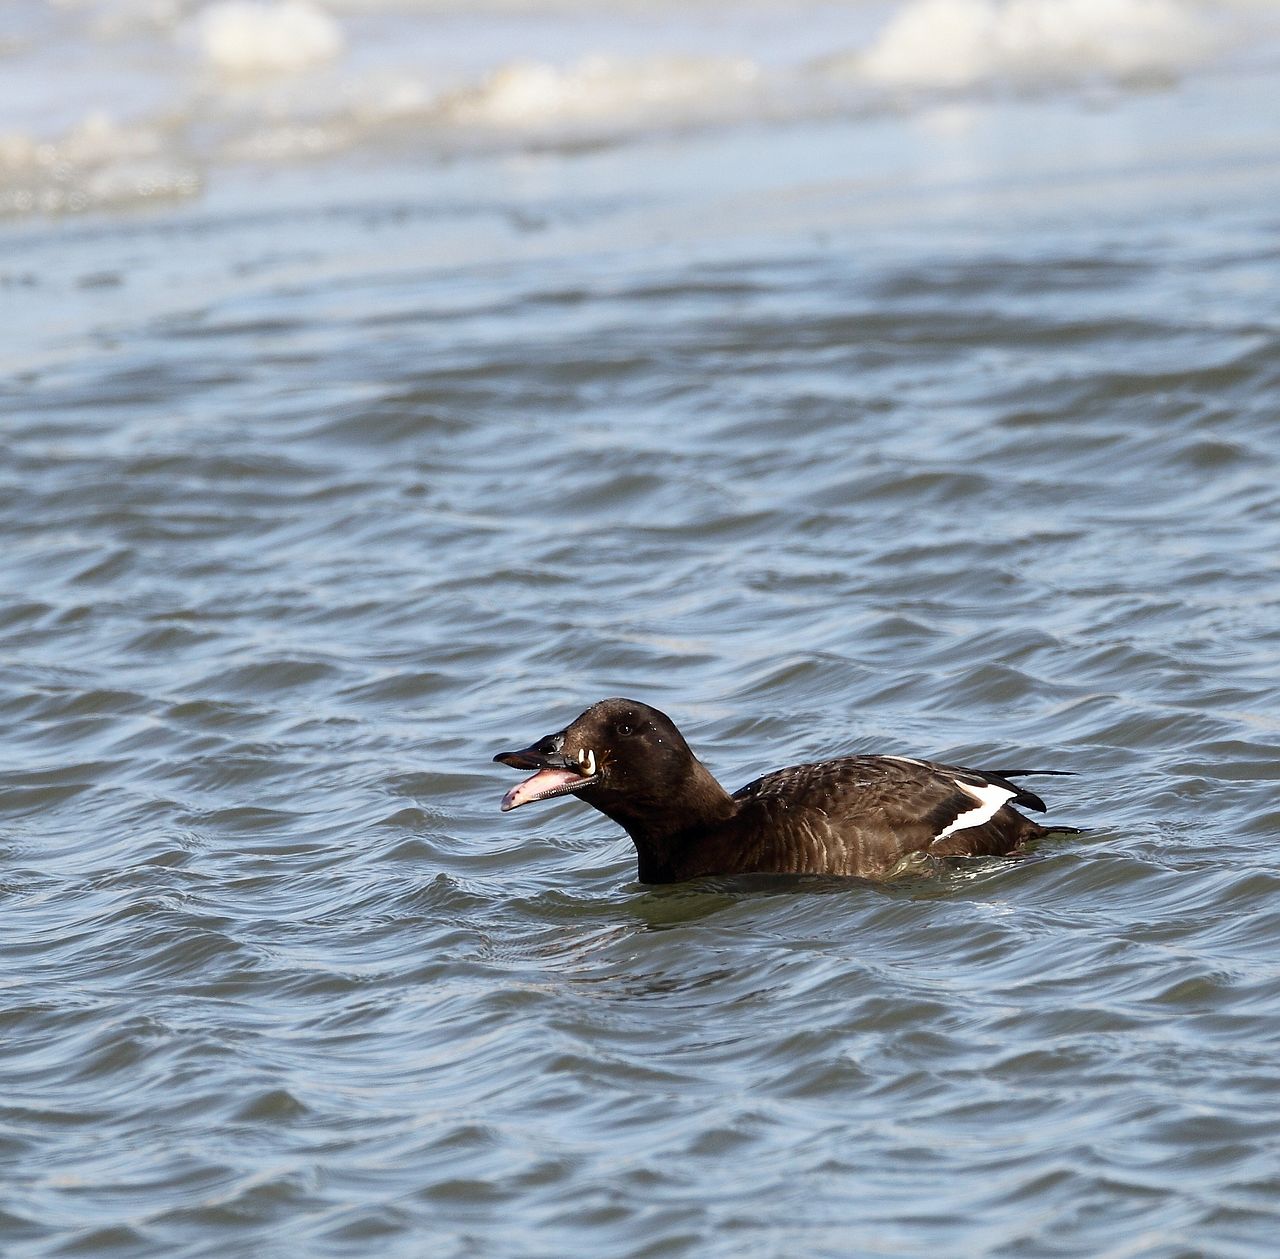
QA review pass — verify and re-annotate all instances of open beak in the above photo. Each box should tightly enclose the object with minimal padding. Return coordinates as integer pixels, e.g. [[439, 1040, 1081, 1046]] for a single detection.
[[493, 732, 600, 812]]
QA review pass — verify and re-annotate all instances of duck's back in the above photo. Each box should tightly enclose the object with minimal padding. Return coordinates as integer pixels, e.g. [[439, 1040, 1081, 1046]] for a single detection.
[[720, 755, 1049, 878]]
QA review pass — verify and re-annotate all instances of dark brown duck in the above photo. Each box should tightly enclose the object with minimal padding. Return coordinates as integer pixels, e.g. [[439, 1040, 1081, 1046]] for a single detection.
[[494, 698, 1076, 883]]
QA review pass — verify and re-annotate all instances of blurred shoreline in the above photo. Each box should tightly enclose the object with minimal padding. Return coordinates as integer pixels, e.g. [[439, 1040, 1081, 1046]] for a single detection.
[[3, 0, 1280, 222]]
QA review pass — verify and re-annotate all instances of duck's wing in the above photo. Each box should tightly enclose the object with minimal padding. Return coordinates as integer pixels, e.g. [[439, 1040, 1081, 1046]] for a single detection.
[[890, 758, 1078, 814], [732, 755, 1069, 866]]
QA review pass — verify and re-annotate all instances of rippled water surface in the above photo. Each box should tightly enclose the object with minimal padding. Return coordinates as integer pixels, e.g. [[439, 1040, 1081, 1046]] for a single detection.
[[5, 3, 1280, 1256]]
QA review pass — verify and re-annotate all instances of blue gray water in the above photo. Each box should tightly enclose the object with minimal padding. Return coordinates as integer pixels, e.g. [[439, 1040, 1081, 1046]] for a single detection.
[[5, 3, 1280, 1256]]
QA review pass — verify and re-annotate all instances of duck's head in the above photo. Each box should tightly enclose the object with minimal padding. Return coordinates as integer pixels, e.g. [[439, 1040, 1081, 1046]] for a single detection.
[[493, 697, 696, 815]]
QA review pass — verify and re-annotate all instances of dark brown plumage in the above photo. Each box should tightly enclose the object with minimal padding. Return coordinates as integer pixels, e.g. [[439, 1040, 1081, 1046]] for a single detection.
[[493, 698, 1076, 883]]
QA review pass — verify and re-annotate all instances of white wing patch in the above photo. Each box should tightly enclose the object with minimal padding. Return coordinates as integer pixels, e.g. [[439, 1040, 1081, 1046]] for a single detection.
[[935, 778, 1017, 839]]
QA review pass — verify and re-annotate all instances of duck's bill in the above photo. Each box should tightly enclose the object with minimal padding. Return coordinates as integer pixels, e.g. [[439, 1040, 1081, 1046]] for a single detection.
[[497, 765, 589, 811], [493, 741, 598, 812]]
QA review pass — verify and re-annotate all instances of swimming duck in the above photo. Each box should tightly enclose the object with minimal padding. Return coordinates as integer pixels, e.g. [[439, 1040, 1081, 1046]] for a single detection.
[[493, 698, 1075, 882]]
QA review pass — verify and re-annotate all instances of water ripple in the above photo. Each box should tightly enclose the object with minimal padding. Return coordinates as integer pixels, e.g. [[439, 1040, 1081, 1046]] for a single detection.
[[4, 167, 1280, 1259]]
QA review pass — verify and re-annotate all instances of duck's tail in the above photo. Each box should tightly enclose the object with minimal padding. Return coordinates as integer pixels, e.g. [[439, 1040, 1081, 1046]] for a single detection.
[[978, 767, 1077, 815]]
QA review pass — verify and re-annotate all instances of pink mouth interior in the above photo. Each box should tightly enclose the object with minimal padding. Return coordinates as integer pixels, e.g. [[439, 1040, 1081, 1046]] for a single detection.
[[501, 767, 585, 812]]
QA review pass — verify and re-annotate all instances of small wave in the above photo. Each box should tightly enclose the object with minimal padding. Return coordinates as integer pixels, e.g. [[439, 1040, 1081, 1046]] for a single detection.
[[0, 113, 200, 219], [196, 0, 345, 76], [854, 0, 1215, 90], [443, 53, 763, 138]]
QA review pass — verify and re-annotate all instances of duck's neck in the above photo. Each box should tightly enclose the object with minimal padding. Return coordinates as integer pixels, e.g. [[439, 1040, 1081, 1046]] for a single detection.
[[586, 759, 738, 882]]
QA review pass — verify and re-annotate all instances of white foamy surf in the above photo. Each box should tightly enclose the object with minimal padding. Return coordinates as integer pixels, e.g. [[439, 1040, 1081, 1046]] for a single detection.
[[447, 55, 762, 132], [1, 0, 1277, 218], [857, 0, 1214, 88], [197, 1, 345, 75]]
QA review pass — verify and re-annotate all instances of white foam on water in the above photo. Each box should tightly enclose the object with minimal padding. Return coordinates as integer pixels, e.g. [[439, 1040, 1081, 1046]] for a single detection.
[[0, 110, 201, 218], [1, 0, 1278, 218], [196, 0, 345, 75], [858, 0, 1214, 88], [447, 54, 762, 131]]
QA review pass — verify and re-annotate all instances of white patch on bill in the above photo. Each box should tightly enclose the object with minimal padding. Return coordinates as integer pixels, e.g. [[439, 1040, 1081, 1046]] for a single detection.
[[935, 778, 1016, 839]]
